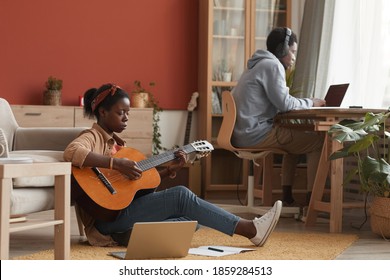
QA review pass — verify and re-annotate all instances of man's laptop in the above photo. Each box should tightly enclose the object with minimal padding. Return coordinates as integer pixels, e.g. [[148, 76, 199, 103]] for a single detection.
[[324, 83, 349, 107], [109, 221, 197, 260]]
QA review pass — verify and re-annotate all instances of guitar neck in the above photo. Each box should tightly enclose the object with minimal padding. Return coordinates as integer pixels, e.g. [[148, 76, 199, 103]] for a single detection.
[[184, 111, 193, 145], [137, 144, 195, 171]]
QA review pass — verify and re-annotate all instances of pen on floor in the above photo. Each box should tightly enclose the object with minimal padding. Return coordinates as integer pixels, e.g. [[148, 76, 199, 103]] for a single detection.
[[208, 247, 224, 252]]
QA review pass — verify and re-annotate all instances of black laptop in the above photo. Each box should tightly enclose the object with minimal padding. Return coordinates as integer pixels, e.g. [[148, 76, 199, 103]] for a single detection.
[[324, 83, 349, 107]]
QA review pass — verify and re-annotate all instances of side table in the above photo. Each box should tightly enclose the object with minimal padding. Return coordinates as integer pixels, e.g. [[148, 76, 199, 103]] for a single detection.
[[0, 162, 71, 260]]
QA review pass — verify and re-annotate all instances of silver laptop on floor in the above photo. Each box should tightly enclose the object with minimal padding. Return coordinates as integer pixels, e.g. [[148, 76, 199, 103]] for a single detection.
[[109, 221, 197, 260]]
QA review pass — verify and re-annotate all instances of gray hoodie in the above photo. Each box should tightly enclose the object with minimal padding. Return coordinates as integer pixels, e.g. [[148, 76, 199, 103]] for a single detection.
[[231, 49, 312, 147]]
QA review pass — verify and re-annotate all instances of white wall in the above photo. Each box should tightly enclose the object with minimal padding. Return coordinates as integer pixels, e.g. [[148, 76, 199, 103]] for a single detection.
[[159, 110, 198, 149]]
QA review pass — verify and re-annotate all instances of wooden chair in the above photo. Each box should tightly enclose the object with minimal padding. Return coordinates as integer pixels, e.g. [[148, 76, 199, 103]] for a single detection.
[[216, 91, 299, 215]]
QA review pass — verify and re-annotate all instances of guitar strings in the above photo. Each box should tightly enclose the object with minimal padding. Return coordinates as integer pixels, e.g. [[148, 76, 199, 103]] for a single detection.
[[98, 143, 199, 184], [104, 173, 126, 183]]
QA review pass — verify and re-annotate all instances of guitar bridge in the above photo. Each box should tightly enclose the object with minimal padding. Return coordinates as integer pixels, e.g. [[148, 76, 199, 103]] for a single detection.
[[92, 167, 117, 194]]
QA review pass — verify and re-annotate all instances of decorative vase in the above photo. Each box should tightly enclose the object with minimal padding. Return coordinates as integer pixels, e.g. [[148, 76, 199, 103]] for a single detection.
[[370, 196, 390, 238], [43, 90, 62, 105], [222, 72, 232, 82], [131, 92, 150, 108]]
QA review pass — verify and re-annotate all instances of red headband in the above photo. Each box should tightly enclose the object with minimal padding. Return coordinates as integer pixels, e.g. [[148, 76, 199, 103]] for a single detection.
[[91, 84, 121, 111]]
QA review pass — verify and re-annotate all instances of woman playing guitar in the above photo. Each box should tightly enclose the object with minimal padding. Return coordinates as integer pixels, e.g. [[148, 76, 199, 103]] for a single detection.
[[64, 83, 282, 247]]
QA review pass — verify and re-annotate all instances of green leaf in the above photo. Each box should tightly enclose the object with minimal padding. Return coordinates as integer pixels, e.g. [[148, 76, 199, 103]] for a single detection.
[[329, 124, 367, 142], [329, 111, 390, 196], [329, 147, 352, 160], [347, 134, 378, 153], [343, 168, 359, 186], [361, 157, 390, 184]]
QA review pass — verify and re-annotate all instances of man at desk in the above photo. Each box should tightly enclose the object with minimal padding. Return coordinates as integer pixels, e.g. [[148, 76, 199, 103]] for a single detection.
[[232, 27, 326, 207]]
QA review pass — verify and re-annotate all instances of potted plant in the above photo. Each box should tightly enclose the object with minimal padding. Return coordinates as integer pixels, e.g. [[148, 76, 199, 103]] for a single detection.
[[328, 111, 390, 238], [131, 80, 153, 108], [43, 76, 63, 105], [214, 59, 233, 82], [131, 80, 164, 155]]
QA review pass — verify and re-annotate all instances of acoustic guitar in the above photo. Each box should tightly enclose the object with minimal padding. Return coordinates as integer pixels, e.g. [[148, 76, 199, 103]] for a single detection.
[[72, 140, 213, 217], [184, 92, 199, 145]]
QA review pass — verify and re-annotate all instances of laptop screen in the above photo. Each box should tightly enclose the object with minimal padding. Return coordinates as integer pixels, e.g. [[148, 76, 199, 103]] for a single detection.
[[324, 83, 349, 107]]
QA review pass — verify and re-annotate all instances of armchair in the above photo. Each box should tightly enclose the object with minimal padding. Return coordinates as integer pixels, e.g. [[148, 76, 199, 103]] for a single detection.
[[0, 98, 85, 229]]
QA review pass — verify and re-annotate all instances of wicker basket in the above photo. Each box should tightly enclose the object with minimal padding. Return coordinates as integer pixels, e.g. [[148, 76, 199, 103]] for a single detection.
[[43, 90, 62, 105], [130, 92, 150, 108], [370, 196, 390, 238]]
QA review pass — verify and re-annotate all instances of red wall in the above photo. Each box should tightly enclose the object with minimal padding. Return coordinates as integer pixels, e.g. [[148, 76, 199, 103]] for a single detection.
[[0, 0, 198, 109]]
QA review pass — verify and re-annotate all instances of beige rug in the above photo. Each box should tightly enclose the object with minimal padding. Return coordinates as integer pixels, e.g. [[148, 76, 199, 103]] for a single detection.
[[15, 228, 358, 260]]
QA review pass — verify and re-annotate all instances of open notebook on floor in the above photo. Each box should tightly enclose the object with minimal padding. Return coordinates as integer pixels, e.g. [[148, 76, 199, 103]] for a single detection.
[[109, 221, 197, 260], [189, 245, 255, 257]]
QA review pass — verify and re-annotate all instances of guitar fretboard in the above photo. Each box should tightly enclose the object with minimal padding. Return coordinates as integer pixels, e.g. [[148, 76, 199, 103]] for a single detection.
[[184, 111, 193, 145], [137, 144, 195, 171]]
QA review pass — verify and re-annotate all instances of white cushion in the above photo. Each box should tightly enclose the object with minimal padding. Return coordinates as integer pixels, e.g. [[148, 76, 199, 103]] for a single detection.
[[9, 150, 64, 187], [0, 157, 33, 164], [10, 188, 54, 215], [0, 128, 9, 158]]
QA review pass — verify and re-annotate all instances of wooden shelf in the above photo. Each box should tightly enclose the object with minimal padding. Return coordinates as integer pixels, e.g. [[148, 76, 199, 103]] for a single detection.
[[207, 184, 247, 191], [10, 219, 63, 233], [198, 0, 291, 198]]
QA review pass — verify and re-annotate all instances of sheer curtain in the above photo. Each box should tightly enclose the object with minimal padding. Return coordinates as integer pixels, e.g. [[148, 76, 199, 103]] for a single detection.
[[294, 0, 390, 109], [292, 0, 335, 99], [327, 0, 390, 108], [382, 0, 390, 108]]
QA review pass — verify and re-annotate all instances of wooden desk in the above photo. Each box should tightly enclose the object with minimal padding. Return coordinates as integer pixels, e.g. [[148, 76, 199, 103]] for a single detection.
[[275, 108, 387, 233], [0, 162, 71, 259]]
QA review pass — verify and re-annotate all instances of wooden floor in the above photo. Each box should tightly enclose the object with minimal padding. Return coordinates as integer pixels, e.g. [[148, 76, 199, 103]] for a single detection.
[[7, 201, 390, 260]]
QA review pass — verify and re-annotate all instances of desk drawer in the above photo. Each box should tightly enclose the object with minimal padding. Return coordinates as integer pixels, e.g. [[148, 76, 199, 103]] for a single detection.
[[12, 105, 74, 127]]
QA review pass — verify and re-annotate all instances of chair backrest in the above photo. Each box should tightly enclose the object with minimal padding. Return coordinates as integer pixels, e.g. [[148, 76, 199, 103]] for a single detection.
[[217, 91, 237, 152], [217, 91, 287, 158], [0, 98, 19, 150]]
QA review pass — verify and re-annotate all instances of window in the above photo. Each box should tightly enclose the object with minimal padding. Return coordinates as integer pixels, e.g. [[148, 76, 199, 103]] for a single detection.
[[326, 0, 390, 108]]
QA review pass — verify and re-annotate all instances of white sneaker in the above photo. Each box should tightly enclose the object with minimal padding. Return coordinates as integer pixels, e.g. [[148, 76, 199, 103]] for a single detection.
[[250, 200, 282, 246]]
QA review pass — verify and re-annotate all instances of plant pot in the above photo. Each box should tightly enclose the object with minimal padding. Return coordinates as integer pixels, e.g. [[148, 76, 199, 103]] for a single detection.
[[222, 72, 232, 82], [131, 92, 150, 108], [43, 90, 62, 105], [370, 196, 390, 238]]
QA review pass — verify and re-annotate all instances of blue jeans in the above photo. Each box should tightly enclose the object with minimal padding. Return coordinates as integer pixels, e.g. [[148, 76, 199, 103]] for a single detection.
[[95, 186, 240, 236]]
